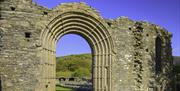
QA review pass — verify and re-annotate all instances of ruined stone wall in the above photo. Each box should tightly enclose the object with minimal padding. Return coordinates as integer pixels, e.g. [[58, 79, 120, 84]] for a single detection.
[[107, 18, 173, 91], [105, 17, 135, 91], [0, 0, 49, 90], [0, 0, 173, 91]]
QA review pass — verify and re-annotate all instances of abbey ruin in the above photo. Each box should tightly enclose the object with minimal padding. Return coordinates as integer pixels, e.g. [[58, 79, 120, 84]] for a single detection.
[[0, 0, 174, 91]]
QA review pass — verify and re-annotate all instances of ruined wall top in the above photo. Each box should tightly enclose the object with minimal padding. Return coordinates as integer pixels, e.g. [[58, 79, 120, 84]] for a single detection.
[[0, 0, 48, 14], [0, 0, 33, 6], [52, 2, 99, 14], [44, 2, 104, 24]]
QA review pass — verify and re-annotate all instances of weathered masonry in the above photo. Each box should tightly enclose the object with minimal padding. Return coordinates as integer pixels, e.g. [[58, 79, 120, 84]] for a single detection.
[[0, 0, 174, 91]]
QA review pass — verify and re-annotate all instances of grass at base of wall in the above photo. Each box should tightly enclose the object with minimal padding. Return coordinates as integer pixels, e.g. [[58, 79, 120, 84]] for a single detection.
[[56, 85, 74, 91]]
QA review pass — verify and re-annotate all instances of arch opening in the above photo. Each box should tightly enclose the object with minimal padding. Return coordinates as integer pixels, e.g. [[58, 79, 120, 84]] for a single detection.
[[40, 11, 114, 91], [56, 34, 93, 91]]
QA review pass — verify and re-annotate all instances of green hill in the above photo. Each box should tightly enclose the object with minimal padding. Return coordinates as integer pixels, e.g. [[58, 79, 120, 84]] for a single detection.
[[56, 53, 92, 78]]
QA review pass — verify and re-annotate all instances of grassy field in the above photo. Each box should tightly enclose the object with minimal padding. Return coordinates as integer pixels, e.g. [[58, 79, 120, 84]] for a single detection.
[[56, 85, 74, 91]]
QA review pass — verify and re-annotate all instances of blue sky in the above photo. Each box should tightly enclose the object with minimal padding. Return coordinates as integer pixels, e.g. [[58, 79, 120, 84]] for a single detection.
[[56, 34, 91, 56], [33, 0, 180, 56]]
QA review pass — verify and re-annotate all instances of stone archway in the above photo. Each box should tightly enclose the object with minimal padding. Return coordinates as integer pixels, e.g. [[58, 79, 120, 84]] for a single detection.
[[40, 10, 114, 91]]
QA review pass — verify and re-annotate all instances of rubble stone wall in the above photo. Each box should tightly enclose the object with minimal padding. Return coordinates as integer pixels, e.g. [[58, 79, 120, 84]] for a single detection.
[[0, 0, 173, 91]]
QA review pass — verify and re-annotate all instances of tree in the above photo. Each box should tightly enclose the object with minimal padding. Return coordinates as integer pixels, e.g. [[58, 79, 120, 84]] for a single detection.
[[72, 67, 90, 78]]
